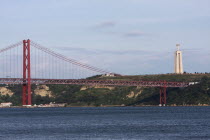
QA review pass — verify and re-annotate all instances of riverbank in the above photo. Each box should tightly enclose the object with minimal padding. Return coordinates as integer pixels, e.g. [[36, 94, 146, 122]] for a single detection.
[[1, 104, 209, 108]]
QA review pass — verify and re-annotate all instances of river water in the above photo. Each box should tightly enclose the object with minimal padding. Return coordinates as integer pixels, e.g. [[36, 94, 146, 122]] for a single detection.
[[0, 106, 209, 140]]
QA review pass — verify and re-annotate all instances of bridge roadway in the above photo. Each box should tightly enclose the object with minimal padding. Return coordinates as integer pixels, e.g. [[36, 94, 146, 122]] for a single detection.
[[0, 78, 189, 87]]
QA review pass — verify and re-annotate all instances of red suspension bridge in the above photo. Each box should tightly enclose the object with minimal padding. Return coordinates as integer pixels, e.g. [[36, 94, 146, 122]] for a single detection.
[[0, 39, 189, 106]]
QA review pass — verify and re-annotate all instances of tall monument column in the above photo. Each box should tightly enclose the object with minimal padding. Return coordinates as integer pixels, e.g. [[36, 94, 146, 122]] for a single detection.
[[174, 44, 183, 74]]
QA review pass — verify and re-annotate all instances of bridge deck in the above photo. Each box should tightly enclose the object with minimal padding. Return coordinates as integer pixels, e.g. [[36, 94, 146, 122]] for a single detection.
[[0, 78, 189, 87]]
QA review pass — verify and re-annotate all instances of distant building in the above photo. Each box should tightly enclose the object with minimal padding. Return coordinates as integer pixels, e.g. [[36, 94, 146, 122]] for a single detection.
[[103, 73, 121, 77], [189, 82, 199, 85], [37, 102, 66, 107], [104, 73, 115, 77], [0, 102, 12, 107], [174, 44, 184, 74]]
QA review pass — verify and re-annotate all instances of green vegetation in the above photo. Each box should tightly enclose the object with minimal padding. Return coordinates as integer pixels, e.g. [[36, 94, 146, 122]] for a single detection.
[[0, 74, 210, 106], [99, 73, 210, 82]]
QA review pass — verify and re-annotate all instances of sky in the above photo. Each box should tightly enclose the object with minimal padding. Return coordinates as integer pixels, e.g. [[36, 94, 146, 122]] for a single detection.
[[0, 0, 210, 75]]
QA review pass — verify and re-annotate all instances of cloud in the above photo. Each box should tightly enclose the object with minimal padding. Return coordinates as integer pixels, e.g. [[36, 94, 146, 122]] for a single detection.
[[92, 21, 149, 38], [95, 21, 116, 28], [124, 31, 145, 37]]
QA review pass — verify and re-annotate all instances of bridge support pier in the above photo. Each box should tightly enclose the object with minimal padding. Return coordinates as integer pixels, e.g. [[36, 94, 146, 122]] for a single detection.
[[159, 86, 167, 106], [22, 39, 31, 106]]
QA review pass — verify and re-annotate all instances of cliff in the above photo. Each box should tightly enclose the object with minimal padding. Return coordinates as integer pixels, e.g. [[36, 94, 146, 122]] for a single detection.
[[34, 85, 52, 97], [0, 87, 13, 96]]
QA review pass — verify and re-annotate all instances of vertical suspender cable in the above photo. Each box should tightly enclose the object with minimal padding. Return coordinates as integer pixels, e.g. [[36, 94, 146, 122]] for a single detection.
[[35, 46, 37, 78], [56, 56, 57, 79], [10, 48, 11, 78], [42, 50, 44, 79], [3, 51, 5, 78], [62, 59, 64, 79]]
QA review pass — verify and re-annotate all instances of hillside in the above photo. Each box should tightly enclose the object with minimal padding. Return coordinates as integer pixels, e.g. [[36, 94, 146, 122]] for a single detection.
[[95, 73, 210, 82], [0, 74, 210, 106]]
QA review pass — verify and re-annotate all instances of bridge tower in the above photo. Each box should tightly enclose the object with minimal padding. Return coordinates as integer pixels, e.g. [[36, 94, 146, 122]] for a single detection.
[[159, 87, 167, 106], [22, 39, 31, 106], [159, 81, 167, 106]]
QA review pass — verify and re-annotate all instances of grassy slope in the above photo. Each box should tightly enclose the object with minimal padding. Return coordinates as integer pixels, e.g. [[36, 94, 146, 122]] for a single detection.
[[95, 74, 210, 82]]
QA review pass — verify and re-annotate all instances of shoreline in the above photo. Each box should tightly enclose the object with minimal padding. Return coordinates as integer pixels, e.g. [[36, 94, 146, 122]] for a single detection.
[[1, 104, 209, 108]]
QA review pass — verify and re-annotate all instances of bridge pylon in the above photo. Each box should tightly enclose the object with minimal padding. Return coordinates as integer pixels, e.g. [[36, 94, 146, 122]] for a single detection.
[[22, 39, 31, 106], [159, 81, 167, 106]]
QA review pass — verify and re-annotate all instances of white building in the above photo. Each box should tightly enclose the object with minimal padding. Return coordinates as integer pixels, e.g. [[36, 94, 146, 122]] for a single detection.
[[104, 73, 115, 77], [0, 102, 12, 107], [174, 44, 184, 74]]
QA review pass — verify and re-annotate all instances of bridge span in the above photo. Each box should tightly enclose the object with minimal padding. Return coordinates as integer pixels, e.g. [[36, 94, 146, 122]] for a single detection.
[[0, 39, 190, 106], [0, 78, 188, 87]]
